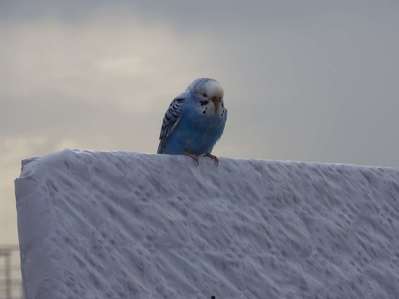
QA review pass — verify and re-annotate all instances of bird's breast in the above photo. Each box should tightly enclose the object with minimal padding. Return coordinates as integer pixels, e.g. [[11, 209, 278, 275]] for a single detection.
[[189, 109, 223, 130]]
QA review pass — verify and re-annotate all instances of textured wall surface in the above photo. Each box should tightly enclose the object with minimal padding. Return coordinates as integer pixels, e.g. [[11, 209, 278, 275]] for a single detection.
[[15, 150, 399, 299]]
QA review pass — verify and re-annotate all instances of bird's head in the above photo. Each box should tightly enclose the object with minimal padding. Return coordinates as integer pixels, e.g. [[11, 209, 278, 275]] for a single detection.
[[187, 78, 224, 114]]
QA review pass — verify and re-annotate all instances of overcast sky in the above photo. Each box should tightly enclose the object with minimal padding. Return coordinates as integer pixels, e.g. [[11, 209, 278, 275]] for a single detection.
[[1, 0, 399, 244]]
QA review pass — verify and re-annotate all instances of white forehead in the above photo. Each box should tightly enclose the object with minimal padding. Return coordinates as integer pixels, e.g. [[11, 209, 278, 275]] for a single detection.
[[187, 78, 224, 97]]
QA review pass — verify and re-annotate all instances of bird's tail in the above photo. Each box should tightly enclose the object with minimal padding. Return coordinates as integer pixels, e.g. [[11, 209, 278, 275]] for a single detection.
[[157, 141, 164, 154]]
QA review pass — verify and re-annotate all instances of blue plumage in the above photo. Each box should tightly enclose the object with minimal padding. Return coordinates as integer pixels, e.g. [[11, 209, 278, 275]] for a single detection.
[[157, 78, 227, 159]]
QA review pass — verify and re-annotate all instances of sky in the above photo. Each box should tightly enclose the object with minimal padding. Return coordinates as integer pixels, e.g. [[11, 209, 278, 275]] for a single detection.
[[1, 0, 399, 244]]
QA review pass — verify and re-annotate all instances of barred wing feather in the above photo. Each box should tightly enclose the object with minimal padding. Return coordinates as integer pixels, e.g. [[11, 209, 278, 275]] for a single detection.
[[157, 97, 185, 153]]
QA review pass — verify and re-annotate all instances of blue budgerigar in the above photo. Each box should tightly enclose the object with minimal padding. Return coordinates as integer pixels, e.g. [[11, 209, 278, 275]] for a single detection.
[[157, 78, 227, 163]]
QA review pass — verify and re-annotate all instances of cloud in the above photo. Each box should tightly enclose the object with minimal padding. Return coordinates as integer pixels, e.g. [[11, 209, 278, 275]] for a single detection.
[[0, 16, 218, 143], [1, 2, 399, 163]]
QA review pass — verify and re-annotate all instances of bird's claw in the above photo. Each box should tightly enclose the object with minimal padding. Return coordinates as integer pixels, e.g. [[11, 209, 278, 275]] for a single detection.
[[184, 152, 219, 166], [204, 153, 219, 166], [184, 152, 200, 166]]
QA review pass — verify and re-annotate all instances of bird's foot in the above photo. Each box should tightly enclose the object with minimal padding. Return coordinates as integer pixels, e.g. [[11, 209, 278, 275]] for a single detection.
[[204, 153, 219, 166], [184, 152, 200, 166]]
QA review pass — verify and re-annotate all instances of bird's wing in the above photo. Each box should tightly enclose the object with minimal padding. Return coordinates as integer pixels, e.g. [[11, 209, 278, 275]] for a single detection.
[[157, 96, 186, 153]]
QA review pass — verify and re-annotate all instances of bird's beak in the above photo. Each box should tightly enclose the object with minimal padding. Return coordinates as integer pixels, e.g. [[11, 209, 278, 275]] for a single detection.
[[211, 96, 221, 114]]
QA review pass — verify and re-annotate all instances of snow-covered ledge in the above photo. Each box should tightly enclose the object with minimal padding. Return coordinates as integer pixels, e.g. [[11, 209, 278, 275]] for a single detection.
[[15, 149, 399, 299]]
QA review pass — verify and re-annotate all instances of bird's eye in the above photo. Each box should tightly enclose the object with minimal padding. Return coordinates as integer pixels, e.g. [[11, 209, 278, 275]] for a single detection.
[[202, 93, 208, 97], [200, 100, 209, 106]]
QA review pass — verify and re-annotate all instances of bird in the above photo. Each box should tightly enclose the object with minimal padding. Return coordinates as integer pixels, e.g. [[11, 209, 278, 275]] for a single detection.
[[157, 78, 227, 164]]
